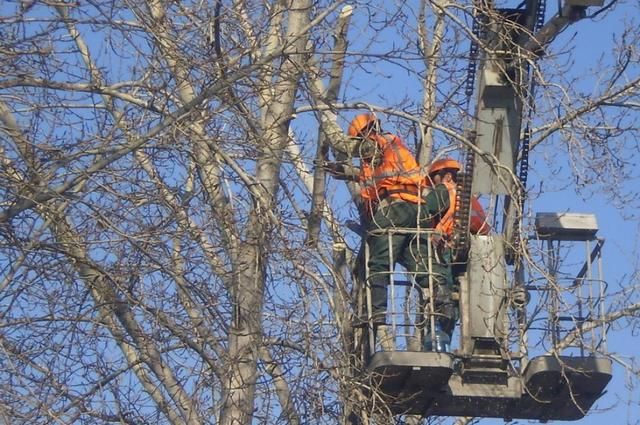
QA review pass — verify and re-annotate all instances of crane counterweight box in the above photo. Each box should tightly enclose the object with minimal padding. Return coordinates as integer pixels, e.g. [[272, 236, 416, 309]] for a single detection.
[[535, 212, 598, 241]]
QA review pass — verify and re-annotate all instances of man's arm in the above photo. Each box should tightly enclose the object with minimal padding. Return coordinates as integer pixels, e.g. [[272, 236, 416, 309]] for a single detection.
[[422, 184, 450, 218]]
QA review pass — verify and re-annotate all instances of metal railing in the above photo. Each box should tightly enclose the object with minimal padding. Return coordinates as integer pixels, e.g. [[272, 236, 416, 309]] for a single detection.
[[363, 227, 446, 355], [525, 238, 608, 356]]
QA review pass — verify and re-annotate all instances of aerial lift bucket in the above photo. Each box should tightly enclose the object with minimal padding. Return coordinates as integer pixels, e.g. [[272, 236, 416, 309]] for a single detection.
[[358, 224, 611, 419]]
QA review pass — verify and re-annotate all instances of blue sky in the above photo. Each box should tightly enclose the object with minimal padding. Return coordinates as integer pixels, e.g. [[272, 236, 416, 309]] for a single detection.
[[535, 5, 639, 424]]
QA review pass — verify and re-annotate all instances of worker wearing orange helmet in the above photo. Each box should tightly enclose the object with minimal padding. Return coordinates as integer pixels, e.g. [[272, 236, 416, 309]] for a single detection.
[[427, 158, 490, 239], [326, 113, 449, 337], [346, 113, 425, 213], [421, 157, 491, 341]]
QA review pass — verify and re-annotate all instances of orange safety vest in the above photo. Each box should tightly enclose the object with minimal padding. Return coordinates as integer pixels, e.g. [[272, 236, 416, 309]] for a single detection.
[[435, 181, 491, 237], [359, 134, 424, 211]]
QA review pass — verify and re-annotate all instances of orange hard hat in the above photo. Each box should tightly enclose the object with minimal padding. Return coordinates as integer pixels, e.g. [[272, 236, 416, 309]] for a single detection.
[[429, 158, 461, 175], [347, 113, 379, 138]]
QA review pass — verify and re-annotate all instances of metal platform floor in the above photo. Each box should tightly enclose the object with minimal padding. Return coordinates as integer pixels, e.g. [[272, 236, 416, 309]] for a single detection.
[[367, 352, 612, 420]]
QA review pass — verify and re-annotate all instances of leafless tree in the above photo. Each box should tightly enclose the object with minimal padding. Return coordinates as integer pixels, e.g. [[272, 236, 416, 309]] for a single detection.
[[1, 1, 638, 425]]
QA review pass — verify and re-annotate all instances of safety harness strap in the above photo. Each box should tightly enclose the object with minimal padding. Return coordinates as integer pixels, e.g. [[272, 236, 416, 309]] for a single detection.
[[377, 184, 420, 200]]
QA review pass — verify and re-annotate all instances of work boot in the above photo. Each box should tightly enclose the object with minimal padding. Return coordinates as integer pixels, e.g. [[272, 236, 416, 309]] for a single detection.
[[407, 334, 422, 351], [375, 325, 394, 351]]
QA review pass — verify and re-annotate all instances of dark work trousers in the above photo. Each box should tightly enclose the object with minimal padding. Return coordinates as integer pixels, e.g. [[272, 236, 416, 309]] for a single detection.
[[366, 198, 453, 327]]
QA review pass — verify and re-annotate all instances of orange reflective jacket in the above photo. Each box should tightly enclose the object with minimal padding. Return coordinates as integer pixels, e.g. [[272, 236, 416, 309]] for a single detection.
[[435, 181, 491, 237], [359, 134, 424, 211]]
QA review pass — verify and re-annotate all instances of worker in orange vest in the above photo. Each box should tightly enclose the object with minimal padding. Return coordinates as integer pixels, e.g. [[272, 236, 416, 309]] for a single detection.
[[422, 157, 491, 341], [323, 113, 451, 349], [427, 158, 491, 239]]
